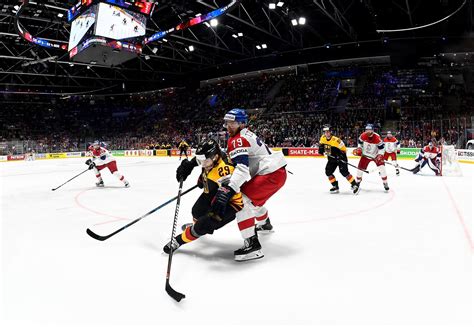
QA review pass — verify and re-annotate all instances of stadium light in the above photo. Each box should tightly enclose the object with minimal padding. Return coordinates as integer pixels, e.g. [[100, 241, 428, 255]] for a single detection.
[[232, 34, 238, 38], [291, 19, 298, 26], [256, 45, 262, 50], [152, 47, 158, 54], [237, 32, 243, 37], [277, 2, 284, 7], [188, 45, 195, 52], [269, 3, 276, 9], [262, 44, 267, 49], [57, 13, 63, 18], [210, 19, 218, 27], [298, 17, 306, 25]]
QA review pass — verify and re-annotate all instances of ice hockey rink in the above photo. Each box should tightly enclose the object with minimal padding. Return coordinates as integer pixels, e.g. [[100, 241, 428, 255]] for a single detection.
[[1, 157, 472, 327]]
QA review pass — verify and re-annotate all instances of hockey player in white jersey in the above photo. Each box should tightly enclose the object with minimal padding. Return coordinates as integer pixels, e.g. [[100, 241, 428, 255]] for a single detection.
[[86, 141, 129, 187], [175, 109, 287, 261], [383, 131, 401, 175], [215, 108, 287, 261]]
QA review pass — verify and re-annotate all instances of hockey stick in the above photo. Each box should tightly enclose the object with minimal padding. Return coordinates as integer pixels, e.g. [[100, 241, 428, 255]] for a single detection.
[[86, 184, 199, 241], [327, 154, 369, 174], [165, 178, 186, 302], [383, 160, 416, 172], [51, 168, 90, 191]]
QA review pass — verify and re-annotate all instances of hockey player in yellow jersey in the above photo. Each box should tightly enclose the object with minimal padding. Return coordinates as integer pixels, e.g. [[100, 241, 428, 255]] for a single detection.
[[164, 139, 243, 253], [319, 125, 359, 194], [178, 139, 190, 160]]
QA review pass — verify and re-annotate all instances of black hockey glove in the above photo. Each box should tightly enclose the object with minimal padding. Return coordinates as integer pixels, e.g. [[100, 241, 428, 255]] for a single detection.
[[211, 185, 236, 217], [176, 157, 198, 182], [318, 145, 325, 156], [85, 159, 95, 170]]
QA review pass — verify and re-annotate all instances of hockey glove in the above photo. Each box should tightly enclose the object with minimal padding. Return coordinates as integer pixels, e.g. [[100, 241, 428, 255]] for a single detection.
[[176, 157, 198, 182], [211, 185, 236, 217], [318, 146, 325, 156], [85, 159, 95, 170], [353, 148, 362, 156], [375, 154, 384, 166], [207, 211, 223, 222]]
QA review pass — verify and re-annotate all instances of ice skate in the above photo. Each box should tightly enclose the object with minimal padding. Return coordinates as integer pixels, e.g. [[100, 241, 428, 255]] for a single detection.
[[234, 235, 264, 262], [163, 238, 181, 254], [255, 218, 273, 233]]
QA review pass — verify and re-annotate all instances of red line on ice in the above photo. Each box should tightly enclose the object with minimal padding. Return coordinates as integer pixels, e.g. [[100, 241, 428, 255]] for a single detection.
[[282, 188, 396, 225], [74, 189, 130, 225], [441, 178, 474, 252]]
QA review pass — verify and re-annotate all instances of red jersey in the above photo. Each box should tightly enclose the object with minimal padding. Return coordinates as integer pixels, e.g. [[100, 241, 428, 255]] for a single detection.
[[421, 145, 440, 159], [358, 132, 384, 157], [88, 146, 114, 165], [383, 136, 400, 153]]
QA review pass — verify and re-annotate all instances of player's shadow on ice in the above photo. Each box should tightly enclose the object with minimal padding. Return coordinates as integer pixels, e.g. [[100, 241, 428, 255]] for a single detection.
[[149, 236, 297, 269]]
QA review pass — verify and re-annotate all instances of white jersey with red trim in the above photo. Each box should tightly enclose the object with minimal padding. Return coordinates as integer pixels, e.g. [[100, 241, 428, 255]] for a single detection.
[[421, 145, 440, 159], [226, 128, 286, 193], [88, 146, 115, 166], [383, 136, 400, 153], [358, 132, 385, 158]]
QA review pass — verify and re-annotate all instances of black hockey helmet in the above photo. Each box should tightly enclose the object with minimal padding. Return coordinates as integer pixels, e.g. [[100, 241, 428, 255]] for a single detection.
[[195, 139, 220, 164]]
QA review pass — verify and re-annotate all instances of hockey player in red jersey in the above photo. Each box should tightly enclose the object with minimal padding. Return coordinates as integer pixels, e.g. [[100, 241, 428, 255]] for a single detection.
[[86, 141, 129, 187], [411, 141, 441, 175], [352, 124, 389, 192], [383, 131, 401, 175]]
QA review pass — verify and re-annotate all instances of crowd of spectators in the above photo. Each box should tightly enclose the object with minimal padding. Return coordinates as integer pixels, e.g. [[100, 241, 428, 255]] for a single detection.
[[1, 65, 472, 155]]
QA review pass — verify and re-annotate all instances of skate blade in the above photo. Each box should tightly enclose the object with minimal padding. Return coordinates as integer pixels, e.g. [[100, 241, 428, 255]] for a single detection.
[[234, 250, 264, 262], [256, 229, 274, 234], [330, 190, 340, 194]]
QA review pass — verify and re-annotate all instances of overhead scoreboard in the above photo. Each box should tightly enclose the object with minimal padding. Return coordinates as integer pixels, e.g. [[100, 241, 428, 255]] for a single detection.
[[68, 0, 154, 66]]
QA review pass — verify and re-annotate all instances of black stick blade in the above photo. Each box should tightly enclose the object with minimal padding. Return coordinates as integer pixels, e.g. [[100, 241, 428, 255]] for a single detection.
[[166, 281, 185, 302], [86, 228, 109, 241]]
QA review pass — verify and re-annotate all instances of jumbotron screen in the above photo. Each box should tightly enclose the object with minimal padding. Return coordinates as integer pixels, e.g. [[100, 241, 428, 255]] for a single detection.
[[95, 3, 146, 41], [68, 7, 96, 51]]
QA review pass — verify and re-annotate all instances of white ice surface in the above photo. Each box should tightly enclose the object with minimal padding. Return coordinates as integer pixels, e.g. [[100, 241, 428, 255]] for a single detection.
[[1, 157, 473, 327]]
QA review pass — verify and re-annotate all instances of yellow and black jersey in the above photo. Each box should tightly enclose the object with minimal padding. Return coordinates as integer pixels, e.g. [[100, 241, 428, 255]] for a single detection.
[[200, 157, 243, 212], [178, 141, 189, 150], [319, 135, 347, 159]]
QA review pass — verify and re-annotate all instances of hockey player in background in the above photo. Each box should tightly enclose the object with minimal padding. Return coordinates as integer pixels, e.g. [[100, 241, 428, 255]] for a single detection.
[[383, 131, 401, 175], [86, 140, 130, 187], [164, 139, 243, 254], [318, 125, 359, 194], [178, 139, 190, 160], [411, 141, 441, 175], [353, 124, 390, 192]]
